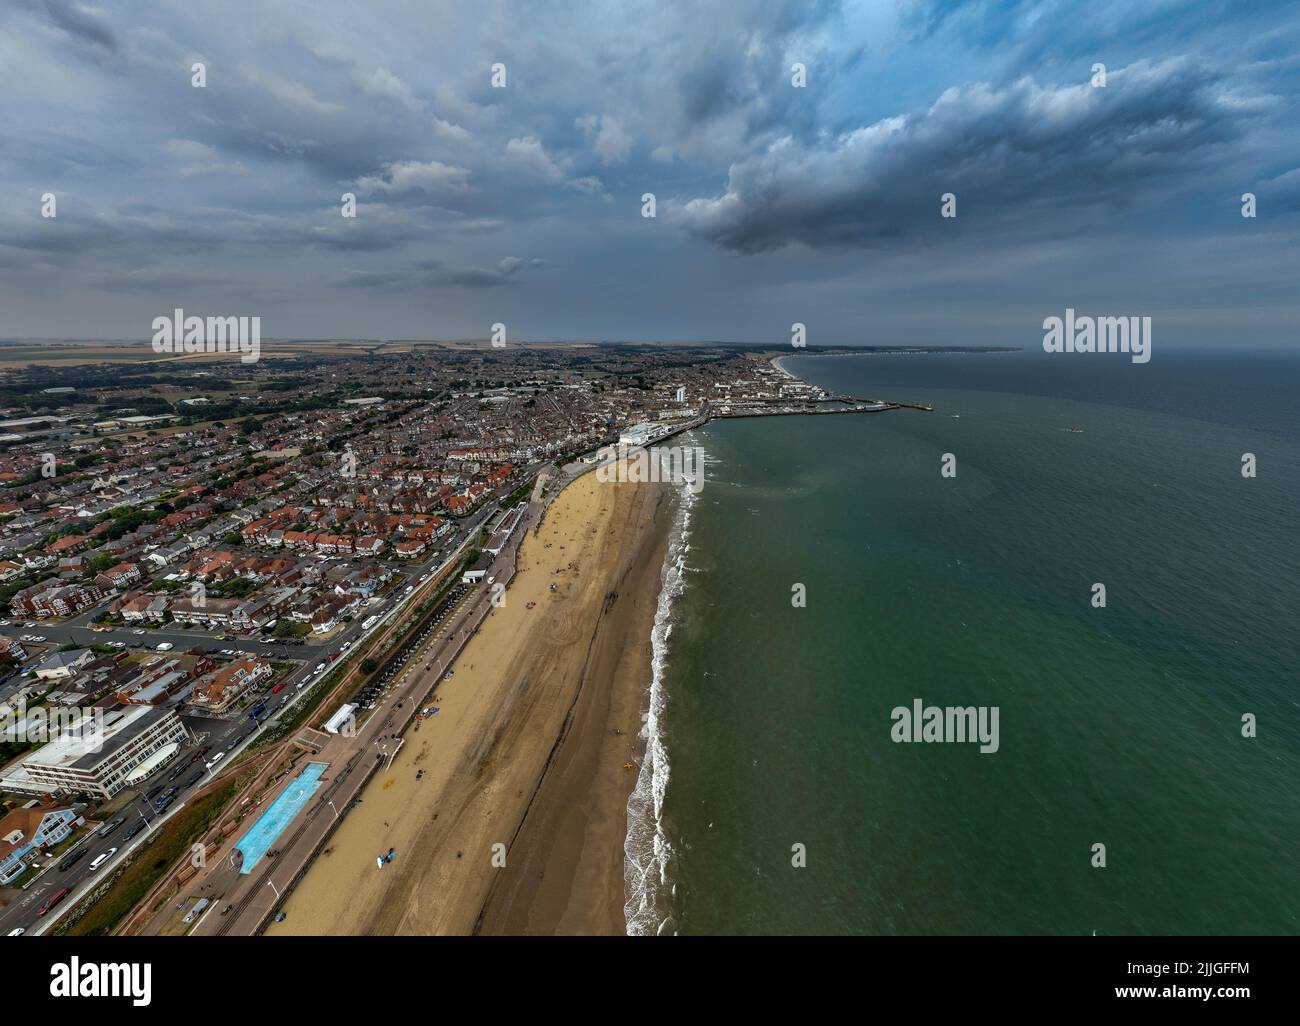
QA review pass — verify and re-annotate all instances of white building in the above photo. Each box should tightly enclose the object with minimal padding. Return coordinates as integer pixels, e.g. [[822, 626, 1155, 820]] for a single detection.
[[323, 703, 357, 735], [0, 706, 187, 799], [618, 422, 659, 447]]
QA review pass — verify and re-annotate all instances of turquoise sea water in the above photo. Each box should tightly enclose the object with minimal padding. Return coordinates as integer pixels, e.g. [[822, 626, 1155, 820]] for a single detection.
[[627, 348, 1300, 935]]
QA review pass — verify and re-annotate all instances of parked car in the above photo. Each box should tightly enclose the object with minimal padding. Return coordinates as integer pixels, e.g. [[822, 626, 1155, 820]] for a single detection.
[[122, 819, 147, 841], [96, 816, 125, 838], [88, 848, 117, 871], [58, 847, 88, 872], [132, 629, 146, 635], [37, 888, 71, 916]]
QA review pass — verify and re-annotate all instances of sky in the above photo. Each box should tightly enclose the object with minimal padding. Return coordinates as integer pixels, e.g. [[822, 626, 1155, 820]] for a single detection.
[[0, 0, 1297, 347]]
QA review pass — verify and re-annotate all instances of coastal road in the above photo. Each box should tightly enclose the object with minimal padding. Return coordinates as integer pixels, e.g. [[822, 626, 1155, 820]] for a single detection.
[[1, 471, 541, 937], [196, 501, 539, 935]]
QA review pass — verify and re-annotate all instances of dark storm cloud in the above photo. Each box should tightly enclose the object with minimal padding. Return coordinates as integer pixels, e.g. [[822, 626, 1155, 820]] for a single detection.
[[0, 0, 1295, 343], [671, 59, 1272, 253]]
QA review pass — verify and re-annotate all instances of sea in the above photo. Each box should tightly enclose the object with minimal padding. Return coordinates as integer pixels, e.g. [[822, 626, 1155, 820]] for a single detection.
[[624, 346, 1300, 935]]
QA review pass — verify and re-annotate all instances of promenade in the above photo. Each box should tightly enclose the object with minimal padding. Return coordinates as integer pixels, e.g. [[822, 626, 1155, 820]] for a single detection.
[[177, 501, 539, 935]]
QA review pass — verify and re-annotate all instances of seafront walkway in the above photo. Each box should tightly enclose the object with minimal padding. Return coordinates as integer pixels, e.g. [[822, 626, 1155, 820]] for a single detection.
[[189, 500, 539, 936]]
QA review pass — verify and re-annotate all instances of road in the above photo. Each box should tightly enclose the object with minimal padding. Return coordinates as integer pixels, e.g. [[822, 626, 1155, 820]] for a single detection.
[[0, 462, 556, 937], [1, 498, 508, 662], [200, 496, 539, 936]]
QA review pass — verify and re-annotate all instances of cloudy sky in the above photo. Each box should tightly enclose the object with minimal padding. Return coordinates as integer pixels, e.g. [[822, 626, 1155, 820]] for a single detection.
[[1, 0, 1297, 346]]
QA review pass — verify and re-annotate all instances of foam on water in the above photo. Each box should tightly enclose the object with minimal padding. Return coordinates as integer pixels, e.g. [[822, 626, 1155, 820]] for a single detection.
[[623, 449, 707, 936]]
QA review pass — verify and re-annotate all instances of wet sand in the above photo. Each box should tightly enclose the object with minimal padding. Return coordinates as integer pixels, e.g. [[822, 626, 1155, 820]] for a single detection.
[[269, 470, 673, 935]]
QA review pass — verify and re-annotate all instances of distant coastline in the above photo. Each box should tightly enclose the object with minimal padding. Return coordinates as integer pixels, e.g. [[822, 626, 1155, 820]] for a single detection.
[[773, 346, 1018, 377]]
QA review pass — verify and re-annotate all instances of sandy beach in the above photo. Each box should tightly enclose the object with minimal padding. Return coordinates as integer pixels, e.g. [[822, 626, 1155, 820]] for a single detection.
[[268, 468, 674, 935]]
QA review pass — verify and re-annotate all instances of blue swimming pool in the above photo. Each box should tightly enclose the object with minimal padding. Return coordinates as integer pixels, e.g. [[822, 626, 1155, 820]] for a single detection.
[[235, 762, 327, 875]]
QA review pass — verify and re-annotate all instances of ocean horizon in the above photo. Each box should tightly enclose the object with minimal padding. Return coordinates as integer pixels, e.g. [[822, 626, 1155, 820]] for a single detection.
[[630, 346, 1300, 935]]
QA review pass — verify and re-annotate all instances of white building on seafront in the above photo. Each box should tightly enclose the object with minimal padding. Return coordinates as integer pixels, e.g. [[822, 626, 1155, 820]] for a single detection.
[[0, 706, 187, 799]]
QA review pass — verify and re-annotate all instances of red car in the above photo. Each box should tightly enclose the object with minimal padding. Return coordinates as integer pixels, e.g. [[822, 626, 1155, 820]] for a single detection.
[[271, 682, 285, 694], [38, 888, 71, 916]]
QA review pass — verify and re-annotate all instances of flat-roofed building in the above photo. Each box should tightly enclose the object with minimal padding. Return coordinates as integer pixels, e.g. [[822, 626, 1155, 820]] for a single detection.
[[618, 422, 659, 446], [0, 705, 187, 799]]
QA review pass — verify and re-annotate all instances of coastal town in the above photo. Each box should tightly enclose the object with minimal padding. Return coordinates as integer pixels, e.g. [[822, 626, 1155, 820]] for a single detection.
[[0, 339, 885, 937]]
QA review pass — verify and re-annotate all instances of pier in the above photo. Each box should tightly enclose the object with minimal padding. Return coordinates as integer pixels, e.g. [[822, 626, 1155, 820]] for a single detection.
[[708, 395, 933, 420]]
